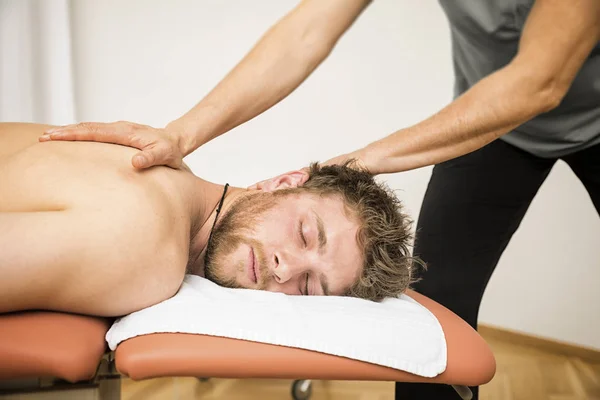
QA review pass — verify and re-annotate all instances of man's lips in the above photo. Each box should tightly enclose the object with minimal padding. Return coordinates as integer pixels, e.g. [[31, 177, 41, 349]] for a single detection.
[[247, 246, 257, 284], [253, 248, 261, 283]]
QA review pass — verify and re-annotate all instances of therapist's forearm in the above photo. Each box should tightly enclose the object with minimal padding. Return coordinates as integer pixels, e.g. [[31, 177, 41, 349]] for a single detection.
[[362, 0, 600, 175], [360, 63, 562, 175], [172, 36, 328, 153], [170, 0, 370, 155]]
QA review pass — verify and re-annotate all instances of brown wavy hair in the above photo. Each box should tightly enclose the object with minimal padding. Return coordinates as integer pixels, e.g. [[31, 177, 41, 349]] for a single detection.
[[294, 160, 425, 301]]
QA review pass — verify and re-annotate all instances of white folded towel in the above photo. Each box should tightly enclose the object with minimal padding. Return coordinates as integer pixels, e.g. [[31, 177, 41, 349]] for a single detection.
[[106, 275, 447, 378]]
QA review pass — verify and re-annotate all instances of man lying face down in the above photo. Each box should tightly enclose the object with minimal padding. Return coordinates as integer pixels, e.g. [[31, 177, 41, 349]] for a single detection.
[[200, 162, 416, 300], [0, 123, 418, 317]]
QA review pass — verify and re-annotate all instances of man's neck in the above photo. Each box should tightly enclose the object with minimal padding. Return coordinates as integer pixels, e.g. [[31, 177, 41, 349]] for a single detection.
[[186, 177, 248, 276]]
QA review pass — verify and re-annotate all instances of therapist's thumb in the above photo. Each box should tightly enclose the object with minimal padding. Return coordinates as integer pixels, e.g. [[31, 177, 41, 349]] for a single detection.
[[132, 152, 153, 169], [131, 144, 183, 169]]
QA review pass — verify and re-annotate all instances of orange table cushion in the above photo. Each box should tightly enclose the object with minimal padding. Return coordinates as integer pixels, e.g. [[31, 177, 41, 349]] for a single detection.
[[0, 311, 111, 382], [116, 290, 496, 386]]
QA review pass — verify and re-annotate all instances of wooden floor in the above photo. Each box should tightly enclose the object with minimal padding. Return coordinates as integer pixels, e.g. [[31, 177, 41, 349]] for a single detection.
[[122, 332, 600, 400]]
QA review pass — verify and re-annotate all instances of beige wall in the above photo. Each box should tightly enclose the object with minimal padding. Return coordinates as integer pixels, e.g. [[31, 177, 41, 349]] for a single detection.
[[70, 0, 600, 349]]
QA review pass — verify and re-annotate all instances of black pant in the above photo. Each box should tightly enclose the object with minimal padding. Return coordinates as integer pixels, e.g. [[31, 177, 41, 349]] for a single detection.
[[395, 138, 600, 400]]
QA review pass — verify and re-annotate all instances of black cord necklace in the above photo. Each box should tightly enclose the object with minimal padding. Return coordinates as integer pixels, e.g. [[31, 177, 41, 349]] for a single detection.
[[204, 183, 229, 264]]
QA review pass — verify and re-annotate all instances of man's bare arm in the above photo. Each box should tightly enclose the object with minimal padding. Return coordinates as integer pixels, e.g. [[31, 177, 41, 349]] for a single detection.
[[354, 0, 600, 174]]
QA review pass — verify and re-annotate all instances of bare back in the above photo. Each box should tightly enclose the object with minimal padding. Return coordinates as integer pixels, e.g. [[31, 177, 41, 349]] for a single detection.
[[0, 123, 192, 316]]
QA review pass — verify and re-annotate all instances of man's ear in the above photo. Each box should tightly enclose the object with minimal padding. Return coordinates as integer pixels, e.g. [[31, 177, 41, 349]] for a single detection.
[[256, 170, 309, 192]]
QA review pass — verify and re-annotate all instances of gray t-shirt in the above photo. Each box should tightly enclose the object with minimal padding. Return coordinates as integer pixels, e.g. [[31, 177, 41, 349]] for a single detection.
[[439, 0, 600, 158]]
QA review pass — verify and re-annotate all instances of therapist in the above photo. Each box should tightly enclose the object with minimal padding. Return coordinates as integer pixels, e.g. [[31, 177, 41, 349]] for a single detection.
[[41, 1, 600, 399]]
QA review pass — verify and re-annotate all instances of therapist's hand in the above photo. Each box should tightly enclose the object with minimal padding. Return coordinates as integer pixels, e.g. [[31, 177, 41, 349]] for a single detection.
[[40, 121, 186, 169], [320, 150, 370, 172], [248, 148, 371, 190]]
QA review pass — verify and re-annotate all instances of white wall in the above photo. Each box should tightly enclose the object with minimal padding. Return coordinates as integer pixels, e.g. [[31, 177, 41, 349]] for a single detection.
[[0, 0, 75, 124], [69, 0, 600, 349]]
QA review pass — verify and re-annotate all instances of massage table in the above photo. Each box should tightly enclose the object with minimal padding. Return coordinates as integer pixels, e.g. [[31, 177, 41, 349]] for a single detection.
[[0, 290, 495, 400]]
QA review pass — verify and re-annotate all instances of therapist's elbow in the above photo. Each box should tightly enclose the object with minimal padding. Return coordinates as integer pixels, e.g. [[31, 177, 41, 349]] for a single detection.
[[281, 14, 338, 70], [290, 27, 335, 71], [508, 58, 569, 115], [535, 81, 568, 114], [523, 70, 569, 115]]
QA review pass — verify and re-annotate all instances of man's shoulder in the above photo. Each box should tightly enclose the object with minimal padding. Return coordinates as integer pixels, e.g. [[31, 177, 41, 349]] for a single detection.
[[113, 168, 190, 233]]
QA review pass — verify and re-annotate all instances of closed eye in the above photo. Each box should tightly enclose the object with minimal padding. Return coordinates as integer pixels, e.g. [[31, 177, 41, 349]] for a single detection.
[[304, 273, 310, 295], [298, 221, 307, 247]]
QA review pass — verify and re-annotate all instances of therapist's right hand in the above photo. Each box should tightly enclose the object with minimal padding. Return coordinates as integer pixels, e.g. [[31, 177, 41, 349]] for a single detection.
[[40, 121, 186, 169]]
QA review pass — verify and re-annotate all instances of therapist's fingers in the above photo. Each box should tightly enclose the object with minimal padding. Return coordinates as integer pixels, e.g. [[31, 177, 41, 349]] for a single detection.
[[39, 121, 184, 169], [39, 121, 141, 146], [322, 151, 370, 173], [321, 152, 356, 167]]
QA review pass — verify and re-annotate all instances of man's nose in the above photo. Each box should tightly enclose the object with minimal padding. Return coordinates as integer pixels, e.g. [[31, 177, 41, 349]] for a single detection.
[[272, 251, 305, 284]]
